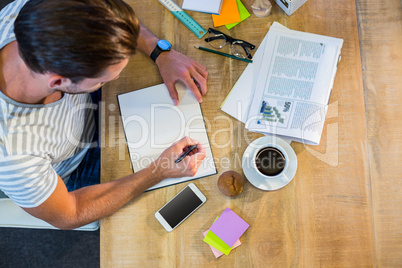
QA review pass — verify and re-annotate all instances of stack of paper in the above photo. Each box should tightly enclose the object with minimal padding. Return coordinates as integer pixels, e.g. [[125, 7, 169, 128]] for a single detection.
[[203, 207, 249, 257], [221, 22, 343, 145], [182, 0, 224, 15]]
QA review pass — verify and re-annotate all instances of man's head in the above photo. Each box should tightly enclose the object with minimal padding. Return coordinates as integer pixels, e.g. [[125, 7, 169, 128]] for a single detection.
[[14, 0, 140, 85]]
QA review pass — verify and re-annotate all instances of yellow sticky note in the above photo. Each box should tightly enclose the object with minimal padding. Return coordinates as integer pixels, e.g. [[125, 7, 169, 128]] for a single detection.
[[203, 230, 232, 256], [212, 0, 241, 27], [225, 0, 250, 29]]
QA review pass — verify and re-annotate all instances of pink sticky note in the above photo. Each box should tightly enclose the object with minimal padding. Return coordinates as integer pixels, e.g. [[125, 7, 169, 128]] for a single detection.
[[203, 230, 241, 258], [209, 207, 249, 247]]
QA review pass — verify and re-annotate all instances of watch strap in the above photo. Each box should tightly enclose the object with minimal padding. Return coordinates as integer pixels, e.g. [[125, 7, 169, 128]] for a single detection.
[[150, 46, 162, 62]]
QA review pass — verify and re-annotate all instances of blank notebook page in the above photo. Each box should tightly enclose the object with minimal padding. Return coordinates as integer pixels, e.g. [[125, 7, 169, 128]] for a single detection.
[[117, 82, 216, 191]]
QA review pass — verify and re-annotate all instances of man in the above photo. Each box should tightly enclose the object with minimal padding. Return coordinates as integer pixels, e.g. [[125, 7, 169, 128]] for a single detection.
[[0, 0, 207, 229]]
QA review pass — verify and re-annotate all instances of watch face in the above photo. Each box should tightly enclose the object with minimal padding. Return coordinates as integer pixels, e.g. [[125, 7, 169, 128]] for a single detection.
[[157, 40, 171, 51]]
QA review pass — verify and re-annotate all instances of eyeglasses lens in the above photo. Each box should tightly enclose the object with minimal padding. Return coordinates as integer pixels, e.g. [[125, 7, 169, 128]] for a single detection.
[[207, 31, 227, 49], [231, 43, 250, 59]]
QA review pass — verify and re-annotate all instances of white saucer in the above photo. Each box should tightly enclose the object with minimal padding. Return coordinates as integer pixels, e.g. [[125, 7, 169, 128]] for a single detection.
[[242, 136, 297, 191]]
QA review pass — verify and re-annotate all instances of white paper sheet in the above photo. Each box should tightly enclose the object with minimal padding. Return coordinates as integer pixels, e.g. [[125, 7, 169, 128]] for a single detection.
[[182, 0, 223, 14], [118, 82, 217, 191]]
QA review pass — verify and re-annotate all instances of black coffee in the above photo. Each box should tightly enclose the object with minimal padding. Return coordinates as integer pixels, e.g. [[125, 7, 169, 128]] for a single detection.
[[255, 147, 286, 176]]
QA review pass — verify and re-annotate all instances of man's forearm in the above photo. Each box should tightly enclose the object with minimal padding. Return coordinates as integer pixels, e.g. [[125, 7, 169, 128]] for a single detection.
[[26, 163, 163, 230], [64, 164, 161, 229], [23, 137, 204, 230], [136, 24, 159, 57]]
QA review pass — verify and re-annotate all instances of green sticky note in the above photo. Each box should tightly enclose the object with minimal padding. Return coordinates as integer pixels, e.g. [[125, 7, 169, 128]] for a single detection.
[[203, 230, 232, 255], [225, 0, 251, 30]]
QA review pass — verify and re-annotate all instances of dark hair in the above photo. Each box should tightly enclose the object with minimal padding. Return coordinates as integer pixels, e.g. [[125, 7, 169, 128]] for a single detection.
[[14, 0, 140, 83]]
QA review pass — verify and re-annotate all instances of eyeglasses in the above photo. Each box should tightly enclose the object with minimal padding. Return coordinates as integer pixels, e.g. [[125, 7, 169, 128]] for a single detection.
[[204, 28, 255, 60]]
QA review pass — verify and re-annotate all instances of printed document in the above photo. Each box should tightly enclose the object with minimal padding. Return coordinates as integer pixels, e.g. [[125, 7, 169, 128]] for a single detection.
[[221, 22, 343, 145], [247, 25, 342, 144]]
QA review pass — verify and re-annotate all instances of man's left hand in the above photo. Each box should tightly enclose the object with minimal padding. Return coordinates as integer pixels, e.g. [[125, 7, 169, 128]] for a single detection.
[[156, 49, 208, 105]]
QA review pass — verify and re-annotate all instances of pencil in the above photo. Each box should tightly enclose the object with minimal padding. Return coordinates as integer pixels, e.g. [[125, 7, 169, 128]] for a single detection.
[[194, 46, 253, 63]]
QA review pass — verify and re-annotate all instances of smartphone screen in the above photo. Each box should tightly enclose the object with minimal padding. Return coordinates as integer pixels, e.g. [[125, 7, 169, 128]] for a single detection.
[[159, 186, 203, 228], [155, 183, 206, 231]]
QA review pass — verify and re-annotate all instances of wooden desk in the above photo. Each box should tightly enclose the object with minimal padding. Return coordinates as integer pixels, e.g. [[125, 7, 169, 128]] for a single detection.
[[101, 0, 402, 266]]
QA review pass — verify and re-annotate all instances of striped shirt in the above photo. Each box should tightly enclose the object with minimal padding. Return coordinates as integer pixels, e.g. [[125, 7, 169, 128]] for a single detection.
[[0, 0, 95, 208]]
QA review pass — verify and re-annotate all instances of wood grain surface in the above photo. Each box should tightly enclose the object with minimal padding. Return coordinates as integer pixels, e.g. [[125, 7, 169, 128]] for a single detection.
[[357, 0, 402, 267], [100, 0, 401, 266]]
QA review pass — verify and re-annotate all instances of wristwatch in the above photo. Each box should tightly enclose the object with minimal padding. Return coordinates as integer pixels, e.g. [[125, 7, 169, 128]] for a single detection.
[[150, 40, 171, 62]]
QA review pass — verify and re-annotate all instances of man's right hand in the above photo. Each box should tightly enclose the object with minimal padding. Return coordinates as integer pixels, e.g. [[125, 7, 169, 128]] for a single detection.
[[150, 136, 206, 180]]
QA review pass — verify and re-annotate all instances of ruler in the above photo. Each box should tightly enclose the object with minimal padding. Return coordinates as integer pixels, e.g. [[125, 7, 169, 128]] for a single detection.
[[158, 0, 207, 39]]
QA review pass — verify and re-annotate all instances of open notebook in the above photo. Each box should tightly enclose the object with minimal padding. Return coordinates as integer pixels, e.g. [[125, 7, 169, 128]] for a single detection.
[[117, 82, 217, 191]]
